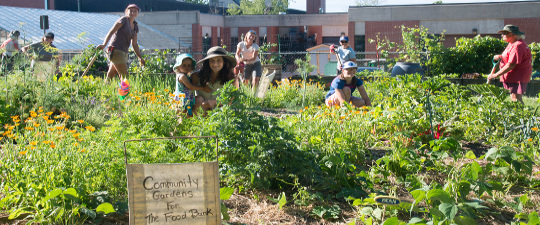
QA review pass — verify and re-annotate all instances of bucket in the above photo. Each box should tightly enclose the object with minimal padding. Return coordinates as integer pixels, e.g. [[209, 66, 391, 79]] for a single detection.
[[390, 62, 423, 77]]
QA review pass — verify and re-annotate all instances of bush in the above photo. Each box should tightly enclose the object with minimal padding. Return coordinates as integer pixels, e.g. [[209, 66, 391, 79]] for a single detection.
[[429, 35, 506, 76]]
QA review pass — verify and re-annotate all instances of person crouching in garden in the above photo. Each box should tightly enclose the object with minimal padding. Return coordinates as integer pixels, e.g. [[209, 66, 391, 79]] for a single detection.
[[325, 61, 371, 107], [487, 24, 532, 104], [191, 46, 239, 112], [172, 53, 212, 117], [21, 32, 61, 80]]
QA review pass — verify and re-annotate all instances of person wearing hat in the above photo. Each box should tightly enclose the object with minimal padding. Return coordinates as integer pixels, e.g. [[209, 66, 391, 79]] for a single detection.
[[172, 53, 212, 116], [1, 30, 21, 72], [22, 32, 61, 79], [329, 35, 356, 75], [191, 46, 239, 111], [325, 61, 371, 108], [487, 24, 532, 104], [235, 30, 261, 87], [98, 4, 145, 82]]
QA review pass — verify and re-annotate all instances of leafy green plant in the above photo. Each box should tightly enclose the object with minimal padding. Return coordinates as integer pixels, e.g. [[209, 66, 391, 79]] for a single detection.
[[311, 204, 341, 220]]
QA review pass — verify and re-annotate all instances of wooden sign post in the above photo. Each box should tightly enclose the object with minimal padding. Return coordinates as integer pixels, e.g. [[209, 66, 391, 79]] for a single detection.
[[124, 136, 221, 225], [255, 69, 276, 99]]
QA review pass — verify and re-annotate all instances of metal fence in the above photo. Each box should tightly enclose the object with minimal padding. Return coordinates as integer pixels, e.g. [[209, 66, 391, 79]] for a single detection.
[[59, 50, 397, 77]]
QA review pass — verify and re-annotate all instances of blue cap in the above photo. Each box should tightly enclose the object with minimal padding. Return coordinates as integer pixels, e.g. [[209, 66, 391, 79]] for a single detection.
[[174, 54, 196, 70], [342, 61, 357, 69], [339, 36, 349, 42]]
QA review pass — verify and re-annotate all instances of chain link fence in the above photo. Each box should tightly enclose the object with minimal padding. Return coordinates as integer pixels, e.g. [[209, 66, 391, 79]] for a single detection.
[[59, 49, 400, 78]]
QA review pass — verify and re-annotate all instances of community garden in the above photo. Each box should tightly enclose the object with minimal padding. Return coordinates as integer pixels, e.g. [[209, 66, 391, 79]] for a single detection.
[[1, 28, 540, 224]]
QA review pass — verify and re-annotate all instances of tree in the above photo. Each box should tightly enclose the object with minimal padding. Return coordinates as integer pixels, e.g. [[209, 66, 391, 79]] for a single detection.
[[227, 0, 288, 15], [355, 0, 385, 6], [433, 0, 443, 4], [184, 0, 209, 4]]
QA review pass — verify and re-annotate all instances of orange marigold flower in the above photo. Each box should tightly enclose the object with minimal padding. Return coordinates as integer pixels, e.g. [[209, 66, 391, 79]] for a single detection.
[[33, 123, 40, 127], [47, 120, 54, 124], [19, 151, 28, 155], [56, 126, 65, 130], [528, 138, 533, 142], [8, 126, 15, 130], [43, 141, 50, 144], [46, 112, 53, 116], [77, 120, 84, 123], [43, 116, 49, 120], [304, 106, 308, 109], [30, 141, 38, 145], [78, 138, 84, 142], [532, 127, 538, 132], [30, 111, 37, 117], [85, 126, 95, 132], [69, 130, 77, 134], [73, 143, 78, 146], [25, 127, 34, 131], [50, 144, 56, 148], [79, 149, 86, 153], [73, 133, 80, 138]]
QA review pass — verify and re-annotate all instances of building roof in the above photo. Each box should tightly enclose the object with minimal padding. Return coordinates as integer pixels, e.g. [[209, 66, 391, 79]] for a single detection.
[[0, 5, 188, 50]]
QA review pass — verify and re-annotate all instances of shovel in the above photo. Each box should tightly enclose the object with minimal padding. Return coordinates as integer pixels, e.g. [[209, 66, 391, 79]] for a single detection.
[[486, 59, 500, 84]]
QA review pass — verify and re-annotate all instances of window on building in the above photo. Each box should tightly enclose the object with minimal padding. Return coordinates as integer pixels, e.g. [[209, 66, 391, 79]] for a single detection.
[[322, 37, 340, 45], [230, 37, 239, 53]]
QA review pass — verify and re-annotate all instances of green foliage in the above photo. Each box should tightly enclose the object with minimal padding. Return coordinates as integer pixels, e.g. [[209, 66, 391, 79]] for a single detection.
[[60, 45, 108, 77], [311, 204, 341, 220], [429, 36, 506, 76], [529, 42, 540, 73], [227, 0, 288, 15], [184, 0, 209, 4]]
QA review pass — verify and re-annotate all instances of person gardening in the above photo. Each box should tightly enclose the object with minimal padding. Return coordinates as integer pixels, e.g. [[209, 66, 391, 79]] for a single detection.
[[330, 35, 356, 75], [22, 32, 61, 79], [325, 61, 371, 107], [1, 30, 21, 72], [487, 24, 532, 104]]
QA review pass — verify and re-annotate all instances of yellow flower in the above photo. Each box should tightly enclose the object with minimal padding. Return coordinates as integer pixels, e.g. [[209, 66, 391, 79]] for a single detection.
[[25, 127, 34, 131], [33, 123, 41, 127], [8, 126, 15, 130], [73, 143, 78, 146], [335, 105, 340, 109], [43, 140, 50, 144], [50, 144, 56, 148], [532, 127, 538, 132], [47, 120, 54, 124], [30, 111, 37, 117], [79, 149, 86, 153], [73, 133, 80, 138], [187, 106, 191, 109], [304, 106, 308, 110], [56, 126, 65, 130], [78, 138, 84, 142], [69, 130, 77, 134], [528, 138, 533, 142], [77, 120, 84, 123], [43, 116, 49, 120], [30, 141, 38, 145], [46, 112, 53, 116], [19, 151, 28, 155]]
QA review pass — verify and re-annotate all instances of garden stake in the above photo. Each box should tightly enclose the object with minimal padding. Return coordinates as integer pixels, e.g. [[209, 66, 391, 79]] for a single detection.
[[487, 59, 500, 84], [81, 49, 102, 78]]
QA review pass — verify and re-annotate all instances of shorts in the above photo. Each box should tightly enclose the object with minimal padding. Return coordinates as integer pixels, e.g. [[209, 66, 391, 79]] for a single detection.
[[244, 61, 262, 80], [503, 82, 527, 95], [109, 49, 128, 65]]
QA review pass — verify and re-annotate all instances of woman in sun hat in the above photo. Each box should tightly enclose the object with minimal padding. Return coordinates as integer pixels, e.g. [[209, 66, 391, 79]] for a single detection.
[[325, 61, 371, 108], [191, 46, 239, 111], [98, 4, 145, 83], [487, 24, 532, 104]]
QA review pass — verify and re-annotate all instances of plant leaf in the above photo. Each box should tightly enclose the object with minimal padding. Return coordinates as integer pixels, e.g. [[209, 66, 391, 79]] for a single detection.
[[427, 189, 453, 204], [43, 188, 63, 202], [382, 217, 400, 225], [96, 202, 115, 214], [220, 187, 235, 200], [439, 203, 458, 221]]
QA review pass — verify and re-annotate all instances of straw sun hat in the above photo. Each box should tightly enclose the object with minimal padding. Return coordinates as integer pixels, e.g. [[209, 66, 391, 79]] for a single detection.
[[197, 46, 237, 67]]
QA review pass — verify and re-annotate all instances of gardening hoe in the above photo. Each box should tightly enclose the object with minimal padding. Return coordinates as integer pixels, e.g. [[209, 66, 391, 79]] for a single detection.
[[486, 59, 500, 84], [81, 49, 102, 77], [332, 45, 343, 74]]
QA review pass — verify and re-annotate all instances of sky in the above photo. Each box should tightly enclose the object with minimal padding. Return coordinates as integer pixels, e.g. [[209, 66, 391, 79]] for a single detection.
[[288, 0, 533, 12]]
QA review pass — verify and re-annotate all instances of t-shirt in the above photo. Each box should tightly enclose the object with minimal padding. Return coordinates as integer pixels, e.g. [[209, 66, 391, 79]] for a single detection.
[[193, 71, 235, 100], [110, 16, 139, 52], [26, 42, 59, 61], [1, 39, 19, 57], [325, 76, 364, 99], [237, 41, 260, 64], [336, 46, 355, 69], [499, 39, 532, 83]]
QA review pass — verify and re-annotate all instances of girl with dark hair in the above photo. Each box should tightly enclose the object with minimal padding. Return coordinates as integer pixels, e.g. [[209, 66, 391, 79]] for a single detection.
[[191, 46, 239, 111]]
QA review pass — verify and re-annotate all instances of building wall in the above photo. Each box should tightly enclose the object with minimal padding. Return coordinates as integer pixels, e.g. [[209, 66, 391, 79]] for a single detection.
[[0, 0, 54, 9]]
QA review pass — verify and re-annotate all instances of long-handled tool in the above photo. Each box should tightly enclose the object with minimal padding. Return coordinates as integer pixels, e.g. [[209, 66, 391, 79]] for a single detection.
[[81, 49, 102, 77], [487, 59, 500, 84], [331, 44, 343, 74]]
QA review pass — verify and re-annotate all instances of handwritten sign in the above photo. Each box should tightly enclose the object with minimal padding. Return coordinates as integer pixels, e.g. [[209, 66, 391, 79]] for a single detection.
[[127, 162, 221, 225], [374, 196, 401, 206]]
